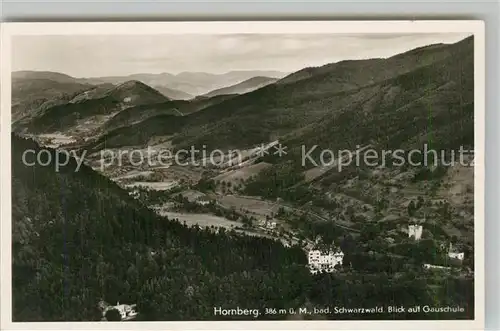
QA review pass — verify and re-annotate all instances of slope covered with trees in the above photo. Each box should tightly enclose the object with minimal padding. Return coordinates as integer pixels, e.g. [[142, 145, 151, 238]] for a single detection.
[[11, 78, 93, 123]]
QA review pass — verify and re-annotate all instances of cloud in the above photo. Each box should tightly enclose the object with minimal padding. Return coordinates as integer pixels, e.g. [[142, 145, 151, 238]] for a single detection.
[[12, 33, 471, 77]]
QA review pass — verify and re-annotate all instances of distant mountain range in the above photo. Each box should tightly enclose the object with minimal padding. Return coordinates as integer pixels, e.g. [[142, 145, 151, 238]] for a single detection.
[[80, 70, 287, 96], [12, 37, 473, 157], [202, 76, 278, 98]]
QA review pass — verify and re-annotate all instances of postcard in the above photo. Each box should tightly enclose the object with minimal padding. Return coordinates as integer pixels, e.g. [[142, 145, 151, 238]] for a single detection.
[[0, 21, 485, 330]]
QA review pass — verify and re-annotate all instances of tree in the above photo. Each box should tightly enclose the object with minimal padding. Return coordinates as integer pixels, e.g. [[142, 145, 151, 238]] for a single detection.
[[417, 196, 424, 209], [407, 201, 416, 217], [105, 308, 122, 321]]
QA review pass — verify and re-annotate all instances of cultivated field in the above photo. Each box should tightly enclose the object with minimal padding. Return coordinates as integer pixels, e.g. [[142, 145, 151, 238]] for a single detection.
[[212, 162, 271, 184], [217, 195, 280, 219], [155, 211, 241, 229]]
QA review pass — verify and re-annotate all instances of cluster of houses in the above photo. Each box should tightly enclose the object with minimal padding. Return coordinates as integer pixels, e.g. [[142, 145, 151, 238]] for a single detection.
[[257, 219, 277, 230], [408, 224, 465, 258], [303, 223, 467, 273], [407, 224, 466, 270]]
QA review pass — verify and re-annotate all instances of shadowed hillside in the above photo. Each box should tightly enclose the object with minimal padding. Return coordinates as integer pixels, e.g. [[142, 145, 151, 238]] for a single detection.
[[15, 80, 169, 135], [152, 86, 193, 100], [11, 76, 94, 122]]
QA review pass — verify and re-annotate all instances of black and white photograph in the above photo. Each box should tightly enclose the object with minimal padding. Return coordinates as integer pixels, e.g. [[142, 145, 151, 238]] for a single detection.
[[0, 21, 485, 329]]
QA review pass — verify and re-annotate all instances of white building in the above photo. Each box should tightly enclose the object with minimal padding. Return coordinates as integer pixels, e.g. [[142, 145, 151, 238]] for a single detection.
[[408, 224, 423, 240], [259, 219, 277, 230], [448, 243, 465, 260], [113, 302, 138, 321], [448, 252, 465, 260], [99, 301, 138, 321], [266, 221, 277, 229], [308, 249, 344, 274], [195, 197, 211, 206]]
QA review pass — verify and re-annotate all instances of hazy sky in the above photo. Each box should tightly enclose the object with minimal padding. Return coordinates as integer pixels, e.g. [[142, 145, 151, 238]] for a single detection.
[[12, 33, 471, 77]]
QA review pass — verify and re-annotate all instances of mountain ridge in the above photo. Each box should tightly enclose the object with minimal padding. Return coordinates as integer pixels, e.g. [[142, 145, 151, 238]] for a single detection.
[[14, 79, 169, 135], [203, 76, 278, 98]]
